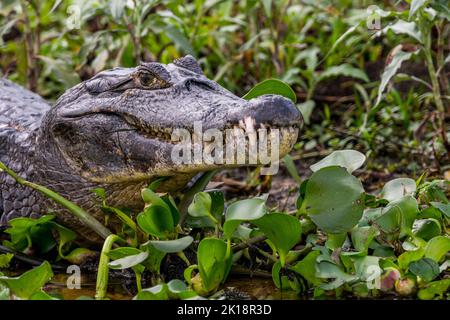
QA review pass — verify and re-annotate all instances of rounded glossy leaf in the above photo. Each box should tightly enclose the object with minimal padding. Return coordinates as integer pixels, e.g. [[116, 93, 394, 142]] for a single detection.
[[413, 219, 441, 241], [223, 198, 267, 239], [108, 251, 149, 270], [409, 258, 440, 282], [310, 150, 366, 174], [424, 236, 450, 262], [381, 178, 416, 202], [137, 205, 174, 239], [197, 238, 230, 292], [146, 236, 193, 253], [188, 192, 212, 217], [301, 166, 365, 234], [253, 213, 301, 266], [242, 79, 297, 103]]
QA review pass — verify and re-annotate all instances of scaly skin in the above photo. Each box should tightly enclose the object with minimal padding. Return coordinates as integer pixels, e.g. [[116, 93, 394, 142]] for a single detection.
[[0, 56, 302, 244]]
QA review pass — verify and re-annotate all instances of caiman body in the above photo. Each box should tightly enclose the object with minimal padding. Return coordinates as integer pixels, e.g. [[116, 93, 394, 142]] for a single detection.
[[0, 56, 301, 243]]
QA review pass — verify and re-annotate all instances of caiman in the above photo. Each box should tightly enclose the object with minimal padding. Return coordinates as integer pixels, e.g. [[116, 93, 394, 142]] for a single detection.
[[0, 56, 302, 244]]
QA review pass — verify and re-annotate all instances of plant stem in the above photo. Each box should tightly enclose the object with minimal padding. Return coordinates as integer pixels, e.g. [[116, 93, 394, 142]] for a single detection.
[[231, 234, 268, 253], [95, 234, 121, 300], [0, 161, 112, 240], [423, 24, 450, 155], [179, 170, 218, 224]]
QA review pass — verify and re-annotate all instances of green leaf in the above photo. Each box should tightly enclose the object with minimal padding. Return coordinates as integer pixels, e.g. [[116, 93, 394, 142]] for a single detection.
[[375, 196, 418, 238], [164, 25, 195, 56], [253, 213, 301, 266], [134, 284, 169, 300], [108, 251, 149, 270], [301, 166, 365, 234], [242, 79, 297, 103], [188, 192, 212, 218], [297, 100, 315, 125], [317, 64, 369, 83], [290, 250, 321, 285], [0, 253, 13, 269], [409, 0, 428, 19], [110, 0, 126, 20], [271, 261, 291, 289], [418, 279, 450, 300], [381, 178, 417, 202], [283, 154, 302, 184], [413, 219, 441, 241], [431, 202, 450, 218], [375, 47, 418, 106], [64, 248, 97, 265], [424, 236, 450, 262], [310, 150, 366, 174], [379, 20, 423, 43], [223, 198, 267, 239], [29, 290, 59, 300], [137, 205, 174, 239], [351, 226, 379, 254], [398, 247, 425, 270], [409, 257, 440, 282], [197, 238, 230, 293], [316, 261, 357, 289], [146, 236, 193, 253], [0, 261, 53, 299]]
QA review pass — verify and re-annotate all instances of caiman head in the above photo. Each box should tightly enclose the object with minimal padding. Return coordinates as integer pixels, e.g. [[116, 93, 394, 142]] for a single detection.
[[39, 55, 302, 194]]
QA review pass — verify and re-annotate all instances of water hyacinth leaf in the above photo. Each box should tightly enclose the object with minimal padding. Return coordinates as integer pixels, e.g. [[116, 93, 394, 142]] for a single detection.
[[167, 279, 187, 293], [0, 261, 53, 299], [137, 205, 174, 239], [377, 196, 419, 238], [353, 256, 381, 282], [418, 279, 450, 300], [64, 248, 97, 265], [108, 251, 149, 270], [310, 150, 366, 174], [134, 284, 169, 300], [431, 202, 450, 218], [0, 253, 13, 268], [141, 188, 171, 212], [146, 236, 194, 253], [223, 198, 267, 239], [197, 238, 230, 293], [398, 248, 425, 270], [140, 244, 166, 274], [242, 79, 297, 103], [188, 192, 212, 218], [424, 236, 450, 262], [253, 213, 301, 266], [381, 178, 417, 202], [108, 247, 142, 260], [316, 261, 357, 289], [271, 261, 291, 289], [301, 166, 365, 234], [290, 250, 321, 285], [29, 290, 59, 300], [413, 219, 441, 241], [409, 257, 440, 282], [351, 226, 379, 254]]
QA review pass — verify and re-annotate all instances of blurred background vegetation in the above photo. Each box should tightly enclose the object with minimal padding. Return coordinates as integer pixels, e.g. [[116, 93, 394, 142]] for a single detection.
[[0, 0, 449, 184]]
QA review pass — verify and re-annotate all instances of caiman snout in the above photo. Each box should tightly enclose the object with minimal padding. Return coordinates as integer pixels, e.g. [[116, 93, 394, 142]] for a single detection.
[[238, 94, 302, 128]]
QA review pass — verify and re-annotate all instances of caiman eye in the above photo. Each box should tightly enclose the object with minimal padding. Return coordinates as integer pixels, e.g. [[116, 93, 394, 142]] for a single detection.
[[138, 72, 156, 87]]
